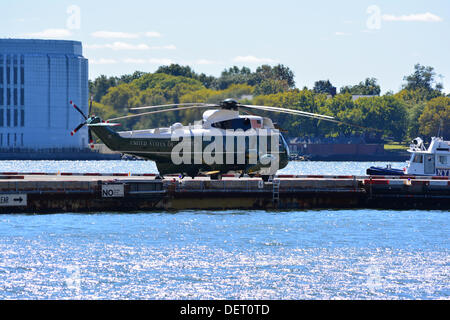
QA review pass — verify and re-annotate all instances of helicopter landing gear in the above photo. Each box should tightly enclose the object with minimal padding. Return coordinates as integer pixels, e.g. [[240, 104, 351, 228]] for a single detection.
[[155, 174, 164, 180], [261, 175, 273, 182], [186, 170, 198, 180], [210, 173, 222, 180]]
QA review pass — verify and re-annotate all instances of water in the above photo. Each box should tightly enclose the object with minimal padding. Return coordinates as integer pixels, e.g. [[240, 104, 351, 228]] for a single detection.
[[0, 160, 405, 176], [0, 160, 448, 300]]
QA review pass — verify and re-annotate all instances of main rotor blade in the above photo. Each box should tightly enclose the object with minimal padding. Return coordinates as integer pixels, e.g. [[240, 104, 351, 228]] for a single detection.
[[70, 101, 88, 120], [240, 104, 335, 121], [107, 105, 218, 122], [130, 103, 210, 111], [240, 105, 381, 132], [88, 123, 121, 127]]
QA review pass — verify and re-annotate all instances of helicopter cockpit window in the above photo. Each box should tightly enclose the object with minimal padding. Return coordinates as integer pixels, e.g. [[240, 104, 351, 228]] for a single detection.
[[212, 118, 252, 130]]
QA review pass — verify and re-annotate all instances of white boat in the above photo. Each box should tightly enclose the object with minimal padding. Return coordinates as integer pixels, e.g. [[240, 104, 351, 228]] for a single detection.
[[405, 137, 450, 176], [367, 137, 450, 176]]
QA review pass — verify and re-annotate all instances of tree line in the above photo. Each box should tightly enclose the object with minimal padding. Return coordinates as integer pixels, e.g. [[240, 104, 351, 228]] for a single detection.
[[89, 63, 450, 143]]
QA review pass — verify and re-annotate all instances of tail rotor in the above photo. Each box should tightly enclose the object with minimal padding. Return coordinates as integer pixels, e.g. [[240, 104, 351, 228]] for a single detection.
[[69, 98, 95, 149], [88, 98, 94, 147]]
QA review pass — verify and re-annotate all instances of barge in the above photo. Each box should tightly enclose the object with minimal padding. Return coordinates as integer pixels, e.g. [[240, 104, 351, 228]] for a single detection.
[[0, 172, 449, 213]]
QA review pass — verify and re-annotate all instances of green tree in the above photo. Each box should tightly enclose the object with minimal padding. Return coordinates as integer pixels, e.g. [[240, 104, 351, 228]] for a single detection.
[[100, 83, 138, 111], [405, 102, 426, 140], [340, 78, 381, 95], [155, 64, 196, 78], [253, 64, 295, 88], [119, 71, 147, 84], [251, 89, 328, 137], [353, 96, 407, 141], [215, 66, 253, 90], [90, 75, 118, 102], [313, 80, 336, 96], [402, 64, 443, 99], [254, 79, 290, 95], [418, 96, 450, 139]]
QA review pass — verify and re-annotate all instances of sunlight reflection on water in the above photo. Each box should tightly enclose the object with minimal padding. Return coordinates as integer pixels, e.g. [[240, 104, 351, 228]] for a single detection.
[[0, 160, 404, 176], [0, 209, 448, 300], [0, 160, 446, 300]]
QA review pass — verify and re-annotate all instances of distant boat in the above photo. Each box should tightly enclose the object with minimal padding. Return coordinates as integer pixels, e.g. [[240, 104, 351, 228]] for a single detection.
[[367, 137, 450, 176]]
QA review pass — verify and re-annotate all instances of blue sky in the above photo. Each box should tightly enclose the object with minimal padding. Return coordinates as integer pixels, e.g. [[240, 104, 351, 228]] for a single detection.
[[2, 0, 449, 93]]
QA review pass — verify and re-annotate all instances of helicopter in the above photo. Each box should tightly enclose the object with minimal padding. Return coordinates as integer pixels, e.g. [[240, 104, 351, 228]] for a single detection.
[[69, 98, 352, 180]]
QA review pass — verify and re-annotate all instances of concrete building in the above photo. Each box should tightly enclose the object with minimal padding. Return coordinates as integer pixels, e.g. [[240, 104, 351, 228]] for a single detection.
[[0, 39, 88, 149]]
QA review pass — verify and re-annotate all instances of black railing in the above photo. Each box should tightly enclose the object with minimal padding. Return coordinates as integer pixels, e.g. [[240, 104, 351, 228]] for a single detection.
[[0, 147, 99, 153]]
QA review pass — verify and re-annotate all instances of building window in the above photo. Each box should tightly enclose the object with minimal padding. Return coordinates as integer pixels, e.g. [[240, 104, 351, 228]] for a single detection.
[[20, 88, 24, 106], [6, 66, 10, 85], [21, 133, 23, 146], [0, 109, 3, 126], [6, 109, 10, 127], [14, 133, 16, 146], [20, 109, 24, 127], [7, 133, 9, 146], [13, 88, 17, 106], [7, 89, 10, 105], [14, 109, 18, 127], [0, 63, 3, 106], [13, 66, 17, 85], [20, 61, 25, 84]]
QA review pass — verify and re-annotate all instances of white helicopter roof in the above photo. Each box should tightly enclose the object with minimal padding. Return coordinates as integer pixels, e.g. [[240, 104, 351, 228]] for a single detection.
[[202, 109, 240, 123], [118, 108, 272, 139], [202, 109, 265, 126]]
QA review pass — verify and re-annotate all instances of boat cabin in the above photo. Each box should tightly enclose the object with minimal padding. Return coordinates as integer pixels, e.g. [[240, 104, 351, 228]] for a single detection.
[[406, 137, 450, 176]]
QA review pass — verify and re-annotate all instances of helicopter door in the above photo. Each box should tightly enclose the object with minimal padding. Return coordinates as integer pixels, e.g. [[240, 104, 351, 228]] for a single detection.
[[424, 155, 435, 175], [248, 135, 258, 164]]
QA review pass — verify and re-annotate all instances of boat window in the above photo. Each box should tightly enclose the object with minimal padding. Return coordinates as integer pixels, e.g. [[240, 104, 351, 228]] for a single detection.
[[412, 154, 423, 163], [211, 118, 252, 130], [439, 156, 448, 164]]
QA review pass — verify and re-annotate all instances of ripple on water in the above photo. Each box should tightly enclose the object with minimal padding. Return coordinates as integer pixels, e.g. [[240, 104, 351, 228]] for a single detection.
[[0, 209, 448, 299], [0, 160, 404, 176]]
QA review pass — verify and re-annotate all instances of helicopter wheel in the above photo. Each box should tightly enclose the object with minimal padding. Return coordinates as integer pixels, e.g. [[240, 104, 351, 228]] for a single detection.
[[186, 170, 198, 180]]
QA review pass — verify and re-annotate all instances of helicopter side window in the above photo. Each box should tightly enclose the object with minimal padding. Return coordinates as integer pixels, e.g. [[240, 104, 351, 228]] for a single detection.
[[211, 118, 252, 130], [211, 121, 230, 130]]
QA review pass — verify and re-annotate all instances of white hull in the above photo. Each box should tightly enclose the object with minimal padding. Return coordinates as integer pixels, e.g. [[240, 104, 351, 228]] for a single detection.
[[405, 137, 450, 176]]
